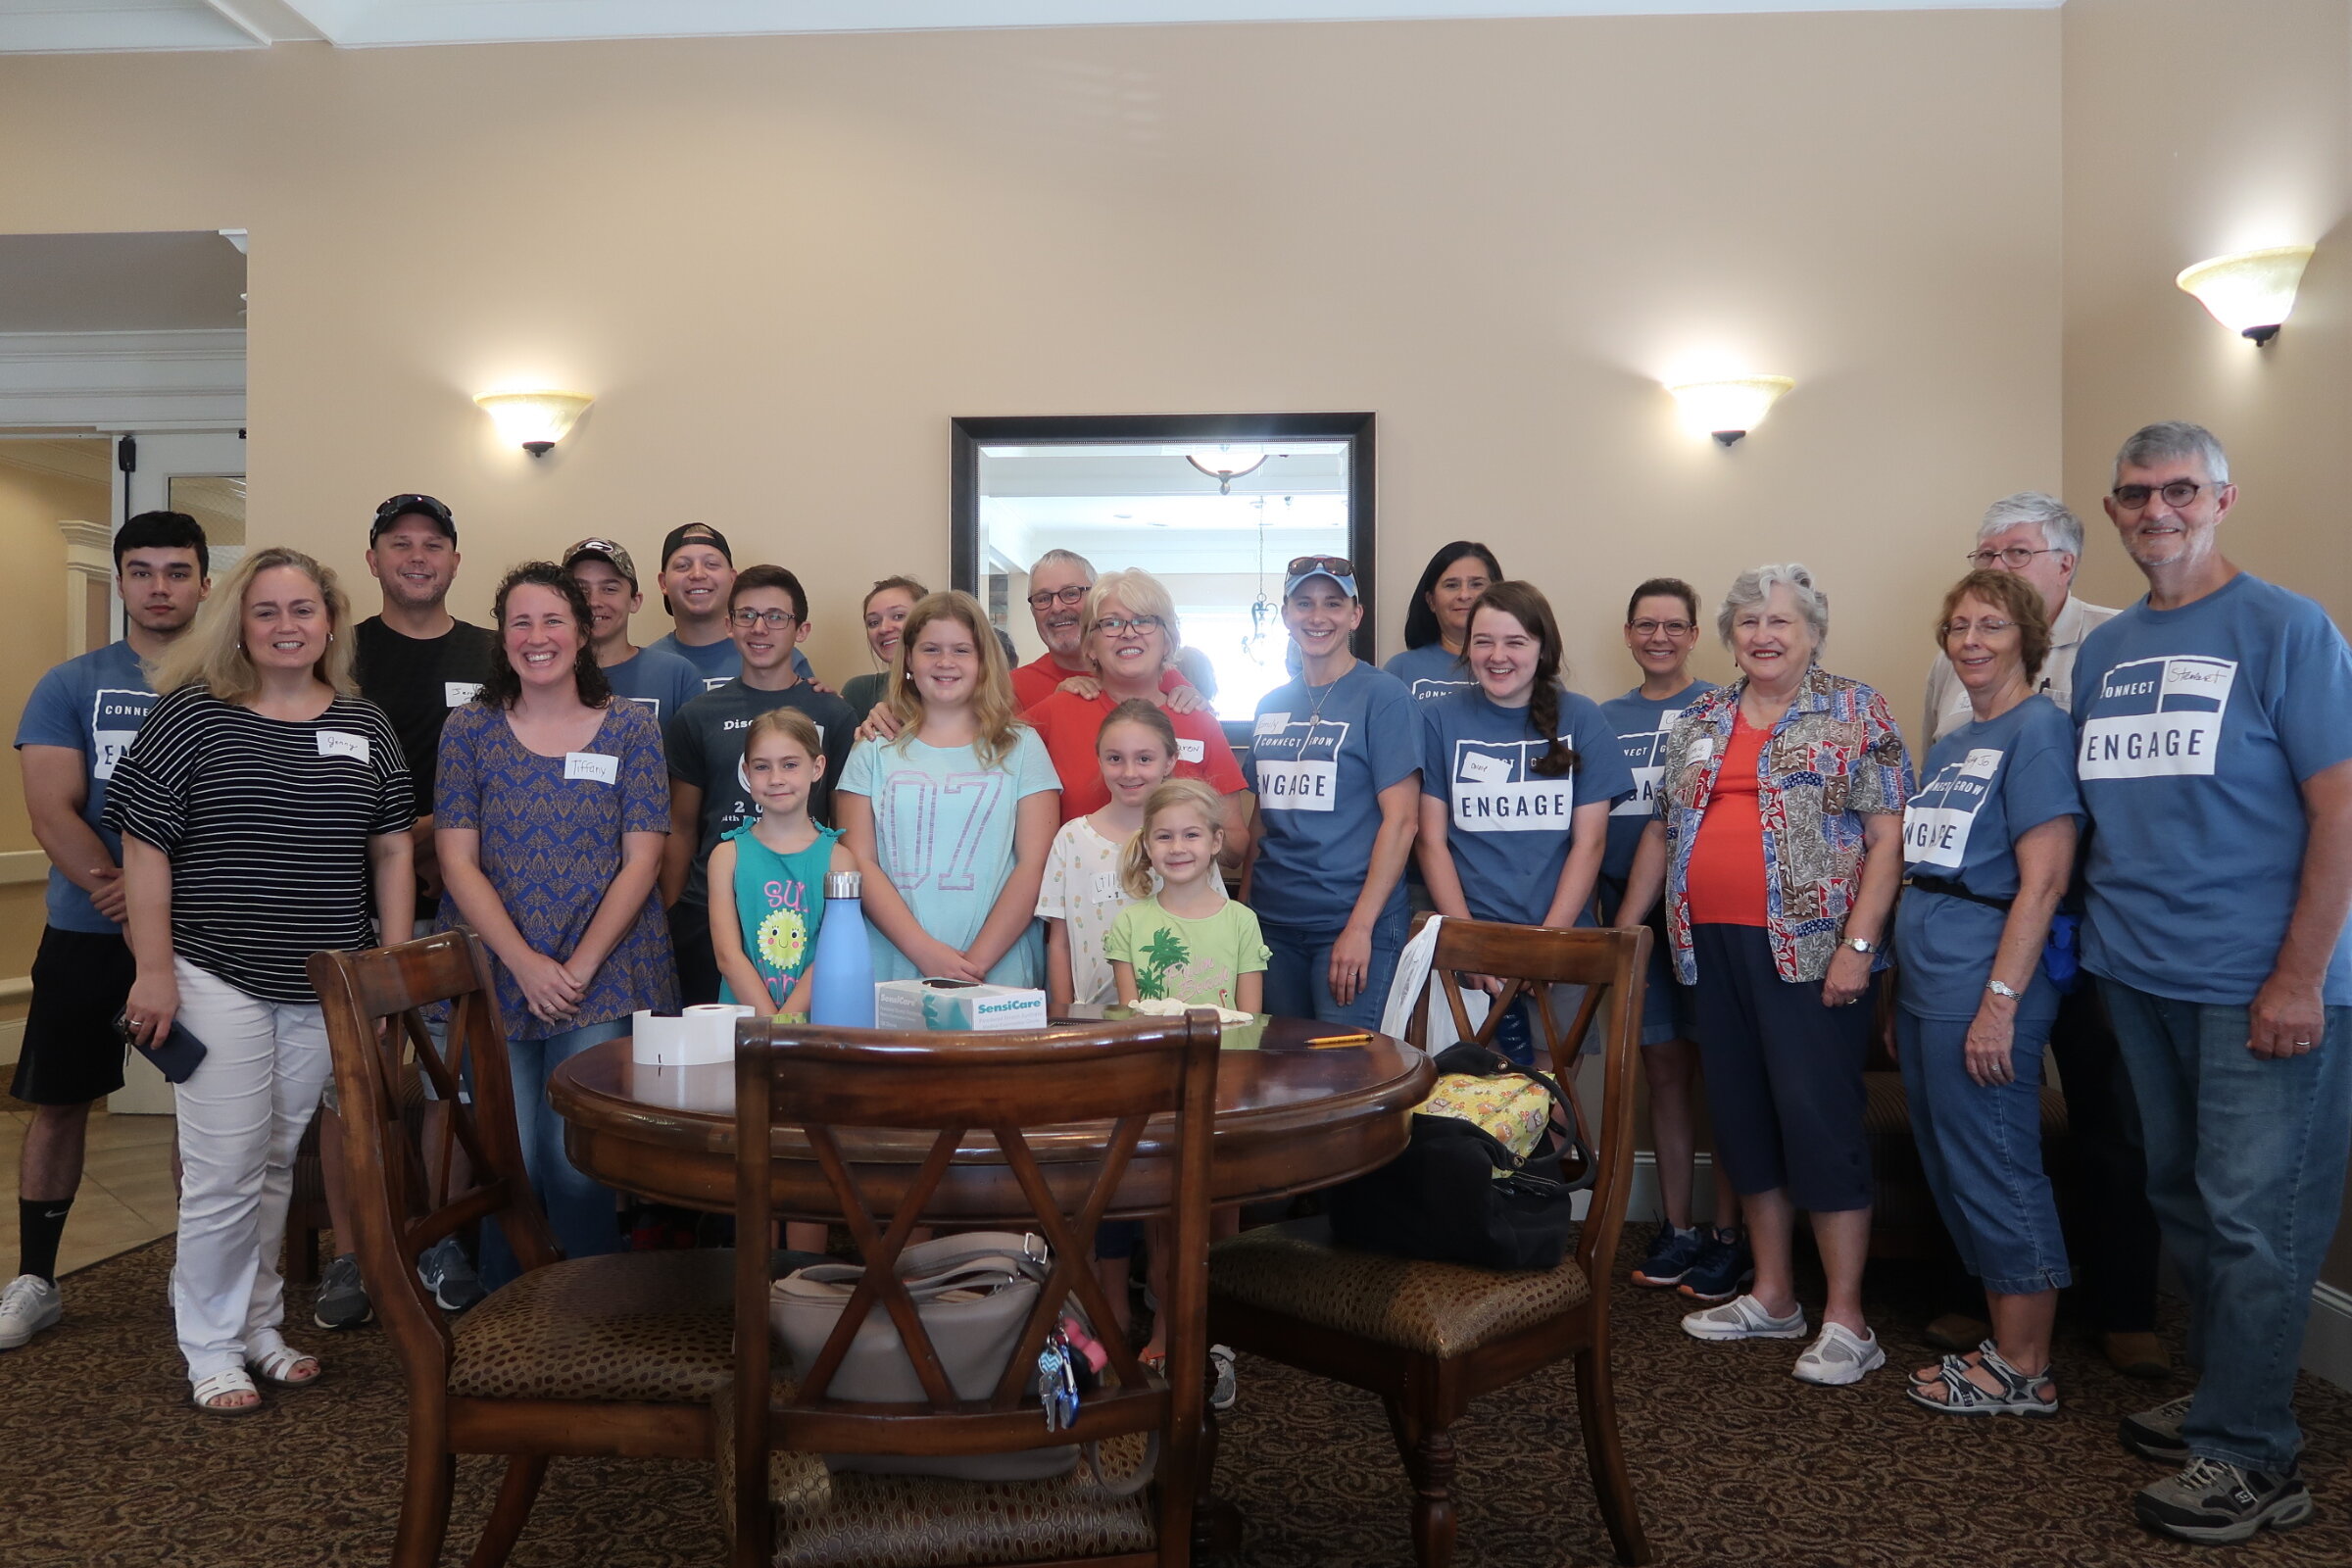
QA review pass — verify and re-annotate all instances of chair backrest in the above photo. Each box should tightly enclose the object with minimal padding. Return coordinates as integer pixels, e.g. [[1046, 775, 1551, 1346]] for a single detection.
[[309, 929, 558, 1382], [729, 1010, 1222, 1561], [1403, 915, 1652, 1282]]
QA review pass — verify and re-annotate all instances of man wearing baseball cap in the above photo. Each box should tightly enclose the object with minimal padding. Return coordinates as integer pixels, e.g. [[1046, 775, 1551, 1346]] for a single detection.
[[646, 523, 814, 691], [563, 538, 702, 724]]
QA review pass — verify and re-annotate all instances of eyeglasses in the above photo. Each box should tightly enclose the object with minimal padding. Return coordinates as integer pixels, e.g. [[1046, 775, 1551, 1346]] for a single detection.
[[1026, 584, 1090, 611], [2111, 479, 2209, 511], [729, 608, 799, 629], [1288, 555, 1356, 578], [1939, 617, 2016, 640], [1092, 614, 1163, 636], [1628, 618, 1694, 638], [1966, 546, 2062, 569]]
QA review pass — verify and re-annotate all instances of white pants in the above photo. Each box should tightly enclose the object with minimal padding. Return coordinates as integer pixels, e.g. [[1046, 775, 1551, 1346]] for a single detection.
[[169, 958, 332, 1382]]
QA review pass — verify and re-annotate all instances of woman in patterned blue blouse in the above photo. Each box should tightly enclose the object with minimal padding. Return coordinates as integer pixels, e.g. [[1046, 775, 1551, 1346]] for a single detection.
[[435, 563, 676, 1279]]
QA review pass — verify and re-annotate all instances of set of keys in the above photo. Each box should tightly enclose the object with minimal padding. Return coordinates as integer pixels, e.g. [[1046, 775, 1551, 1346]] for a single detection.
[[1037, 1313, 1107, 1433]]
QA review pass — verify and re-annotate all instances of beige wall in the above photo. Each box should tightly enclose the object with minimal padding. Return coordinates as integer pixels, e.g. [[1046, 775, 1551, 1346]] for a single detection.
[[0, 11, 2061, 727], [2063, 0, 2352, 1288]]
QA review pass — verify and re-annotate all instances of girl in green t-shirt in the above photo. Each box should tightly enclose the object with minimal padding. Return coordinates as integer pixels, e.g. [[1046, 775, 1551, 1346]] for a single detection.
[[1108, 778, 1268, 1014]]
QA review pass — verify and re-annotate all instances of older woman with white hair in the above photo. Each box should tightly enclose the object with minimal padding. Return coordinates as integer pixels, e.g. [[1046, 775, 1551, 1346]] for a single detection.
[[1620, 564, 1912, 1387]]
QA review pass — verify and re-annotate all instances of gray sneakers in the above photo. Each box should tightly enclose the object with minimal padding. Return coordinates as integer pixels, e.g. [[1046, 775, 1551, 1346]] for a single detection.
[[312, 1251, 373, 1330], [0, 1274, 62, 1349], [416, 1237, 485, 1312], [2135, 1455, 2313, 1544], [2119, 1393, 2195, 1464]]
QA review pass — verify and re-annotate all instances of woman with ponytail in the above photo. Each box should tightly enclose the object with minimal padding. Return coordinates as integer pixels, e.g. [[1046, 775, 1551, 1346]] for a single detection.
[[1415, 582, 1632, 1061]]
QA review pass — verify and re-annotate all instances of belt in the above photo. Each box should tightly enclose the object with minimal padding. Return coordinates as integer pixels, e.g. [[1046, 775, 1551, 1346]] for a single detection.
[[1904, 874, 2013, 913]]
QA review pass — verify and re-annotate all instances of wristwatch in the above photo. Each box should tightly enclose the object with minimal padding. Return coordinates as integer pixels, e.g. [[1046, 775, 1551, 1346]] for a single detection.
[[1844, 937, 1877, 955], [1984, 978, 2022, 1001]]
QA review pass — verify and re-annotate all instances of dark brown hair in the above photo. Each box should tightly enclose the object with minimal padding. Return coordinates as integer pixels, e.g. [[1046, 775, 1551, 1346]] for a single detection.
[[480, 562, 612, 710], [1468, 581, 1578, 778], [1626, 576, 1700, 625], [1935, 569, 2051, 685], [1402, 541, 1503, 651], [730, 564, 808, 622]]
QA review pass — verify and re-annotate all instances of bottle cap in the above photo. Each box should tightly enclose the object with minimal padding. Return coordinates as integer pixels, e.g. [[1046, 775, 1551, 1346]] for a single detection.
[[823, 870, 862, 900]]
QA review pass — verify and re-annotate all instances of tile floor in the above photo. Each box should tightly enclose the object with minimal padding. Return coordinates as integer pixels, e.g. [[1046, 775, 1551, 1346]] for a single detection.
[[0, 1095, 178, 1278]]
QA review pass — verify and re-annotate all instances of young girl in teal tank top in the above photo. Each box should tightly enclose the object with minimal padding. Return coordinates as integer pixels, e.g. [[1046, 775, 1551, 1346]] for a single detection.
[[708, 710, 858, 1015]]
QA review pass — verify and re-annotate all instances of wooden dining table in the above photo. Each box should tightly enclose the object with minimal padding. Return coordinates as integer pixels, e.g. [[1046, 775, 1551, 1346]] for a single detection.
[[546, 1009, 1435, 1225]]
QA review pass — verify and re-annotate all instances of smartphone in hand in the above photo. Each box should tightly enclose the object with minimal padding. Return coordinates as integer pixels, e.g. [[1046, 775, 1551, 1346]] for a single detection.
[[112, 1010, 209, 1085]]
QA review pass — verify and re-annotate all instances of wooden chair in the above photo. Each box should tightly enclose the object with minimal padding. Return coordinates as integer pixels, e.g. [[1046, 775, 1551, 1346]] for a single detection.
[[1207, 916, 1653, 1567], [310, 929, 737, 1568], [725, 1010, 1222, 1568]]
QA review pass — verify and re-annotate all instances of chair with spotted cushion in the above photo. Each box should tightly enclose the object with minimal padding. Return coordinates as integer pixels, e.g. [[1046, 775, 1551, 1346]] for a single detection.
[[724, 1011, 1223, 1568], [310, 931, 745, 1568], [1207, 916, 1653, 1568]]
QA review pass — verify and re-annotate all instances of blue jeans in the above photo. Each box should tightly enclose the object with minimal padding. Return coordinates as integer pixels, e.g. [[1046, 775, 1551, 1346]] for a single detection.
[[480, 1016, 631, 1291], [1895, 1010, 2072, 1297], [2100, 980, 2352, 1473], [1260, 908, 1408, 1031]]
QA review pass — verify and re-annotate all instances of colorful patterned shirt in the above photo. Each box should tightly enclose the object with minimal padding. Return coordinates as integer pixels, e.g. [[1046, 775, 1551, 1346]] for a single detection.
[[1655, 666, 1912, 986]]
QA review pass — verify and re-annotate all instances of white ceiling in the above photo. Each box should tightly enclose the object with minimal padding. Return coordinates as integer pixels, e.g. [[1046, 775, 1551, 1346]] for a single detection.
[[0, 1, 2061, 55]]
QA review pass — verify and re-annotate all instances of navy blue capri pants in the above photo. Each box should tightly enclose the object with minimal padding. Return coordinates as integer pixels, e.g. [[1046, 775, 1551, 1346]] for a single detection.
[[1689, 923, 1876, 1213]]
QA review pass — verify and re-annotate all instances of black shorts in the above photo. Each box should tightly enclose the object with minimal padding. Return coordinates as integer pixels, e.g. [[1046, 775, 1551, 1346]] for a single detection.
[[11, 926, 136, 1106]]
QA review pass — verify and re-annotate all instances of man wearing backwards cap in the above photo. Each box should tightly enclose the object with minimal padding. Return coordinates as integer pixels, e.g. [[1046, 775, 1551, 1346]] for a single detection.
[[563, 539, 702, 725], [646, 523, 814, 691]]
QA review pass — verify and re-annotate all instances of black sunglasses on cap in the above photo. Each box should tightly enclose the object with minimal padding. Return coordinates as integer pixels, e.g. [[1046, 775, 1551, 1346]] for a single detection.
[[369, 493, 457, 543]]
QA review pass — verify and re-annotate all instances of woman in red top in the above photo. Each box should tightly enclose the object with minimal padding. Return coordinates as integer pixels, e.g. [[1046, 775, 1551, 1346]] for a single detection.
[[1023, 569, 1250, 861]]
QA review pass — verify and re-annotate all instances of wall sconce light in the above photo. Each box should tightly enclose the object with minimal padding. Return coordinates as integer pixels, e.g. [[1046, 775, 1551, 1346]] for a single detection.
[[1666, 376, 1795, 446], [2176, 245, 2315, 345], [475, 391, 593, 458], [1186, 444, 1268, 494]]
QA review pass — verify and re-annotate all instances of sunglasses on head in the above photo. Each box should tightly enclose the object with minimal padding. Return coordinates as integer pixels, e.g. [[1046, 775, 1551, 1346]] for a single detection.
[[374, 493, 452, 523], [1287, 555, 1356, 578]]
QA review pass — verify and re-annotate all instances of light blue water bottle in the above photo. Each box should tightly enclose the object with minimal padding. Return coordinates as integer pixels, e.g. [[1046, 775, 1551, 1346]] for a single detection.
[[808, 869, 876, 1027]]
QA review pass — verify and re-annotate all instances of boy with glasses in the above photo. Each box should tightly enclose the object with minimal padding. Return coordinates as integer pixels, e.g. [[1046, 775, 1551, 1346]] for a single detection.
[[661, 565, 854, 1004]]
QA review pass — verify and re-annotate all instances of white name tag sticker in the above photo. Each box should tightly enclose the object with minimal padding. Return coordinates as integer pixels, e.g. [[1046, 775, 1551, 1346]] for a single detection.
[[1256, 760, 1339, 811], [444, 681, 482, 708], [1091, 871, 1121, 903], [1688, 736, 1715, 764], [1176, 737, 1205, 763], [1254, 711, 1290, 737], [317, 730, 369, 762], [1958, 748, 2004, 780], [1458, 751, 1511, 785], [564, 751, 619, 785]]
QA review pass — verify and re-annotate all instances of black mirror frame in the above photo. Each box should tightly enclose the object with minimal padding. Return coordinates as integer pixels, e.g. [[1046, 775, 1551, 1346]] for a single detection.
[[950, 412, 1378, 662]]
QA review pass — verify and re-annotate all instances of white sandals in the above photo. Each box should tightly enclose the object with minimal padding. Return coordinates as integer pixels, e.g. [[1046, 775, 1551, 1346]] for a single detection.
[[246, 1341, 323, 1389], [190, 1367, 262, 1415]]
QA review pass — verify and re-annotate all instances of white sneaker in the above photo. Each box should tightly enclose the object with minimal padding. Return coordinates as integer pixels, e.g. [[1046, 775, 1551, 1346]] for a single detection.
[[0, 1274, 62, 1349], [1793, 1321, 1885, 1386], [1681, 1293, 1809, 1342]]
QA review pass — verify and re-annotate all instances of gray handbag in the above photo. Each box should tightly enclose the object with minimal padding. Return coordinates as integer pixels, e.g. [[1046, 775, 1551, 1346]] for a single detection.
[[770, 1231, 1080, 1482]]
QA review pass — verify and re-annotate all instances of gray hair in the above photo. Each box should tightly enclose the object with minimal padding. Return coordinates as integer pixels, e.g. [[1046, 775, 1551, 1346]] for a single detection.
[[1978, 491, 2082, 559], [1717, 563, 1828, 651], [1031, 548, 1096, 582], [2114, 421, 2230, 487]]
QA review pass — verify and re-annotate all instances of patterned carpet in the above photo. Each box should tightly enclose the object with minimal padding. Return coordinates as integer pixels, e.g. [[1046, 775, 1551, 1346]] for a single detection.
[[4, 1235, 2350, 1567]]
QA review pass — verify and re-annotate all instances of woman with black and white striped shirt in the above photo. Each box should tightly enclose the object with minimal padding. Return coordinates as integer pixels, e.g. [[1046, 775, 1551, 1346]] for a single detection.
[[108, 547, 414, 1414]]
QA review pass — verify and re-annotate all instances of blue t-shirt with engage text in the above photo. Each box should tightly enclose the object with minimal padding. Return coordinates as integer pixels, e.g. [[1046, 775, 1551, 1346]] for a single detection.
[[1382, 643, 1476, 705], [1597, 680, 1717, 888], [650, 631, 814, 693], [1246, 662, 1420, 931], [1420, 687, 1634, 927], [1894, 696, 2081, 1022], [2071, 572, 2352, 1007], [602, 645, 705, 727], [12, 640, 156, 933]]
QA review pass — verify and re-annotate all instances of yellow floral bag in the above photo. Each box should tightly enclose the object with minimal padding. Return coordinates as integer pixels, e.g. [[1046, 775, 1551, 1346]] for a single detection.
[[1417, 1073, 1556, 1170]]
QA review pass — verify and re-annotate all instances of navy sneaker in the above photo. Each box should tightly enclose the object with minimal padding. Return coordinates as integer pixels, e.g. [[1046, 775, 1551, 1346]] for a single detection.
[[416, 1237, 485, 1313], [1490, 998, 1536, 1066], [1631, 1222, 1707, 1288], [1675, 1226, 1754, 1304]]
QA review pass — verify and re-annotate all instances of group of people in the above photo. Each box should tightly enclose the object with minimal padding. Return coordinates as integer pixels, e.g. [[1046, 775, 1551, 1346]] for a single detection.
[[3, 418, 2345, 1546]]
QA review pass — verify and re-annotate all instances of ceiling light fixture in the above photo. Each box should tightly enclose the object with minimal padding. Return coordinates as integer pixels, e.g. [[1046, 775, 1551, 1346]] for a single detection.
[[475, 391, 593, 458], [1186, 444, 1268, 494], [1666, 376, 1795, 446], [2176, 245, 2316, 345]]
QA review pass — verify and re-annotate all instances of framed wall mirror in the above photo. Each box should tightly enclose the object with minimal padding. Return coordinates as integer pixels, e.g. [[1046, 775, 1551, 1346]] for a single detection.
[[952, 413, 1374, 718]]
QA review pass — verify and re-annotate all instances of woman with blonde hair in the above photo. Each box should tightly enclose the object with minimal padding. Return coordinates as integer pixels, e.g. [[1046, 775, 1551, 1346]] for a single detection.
[[107, 547, 415, 1413], [837, 591, 1061, 985]]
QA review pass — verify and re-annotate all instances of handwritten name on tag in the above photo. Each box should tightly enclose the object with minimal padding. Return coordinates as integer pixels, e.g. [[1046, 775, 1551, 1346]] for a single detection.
[[564, 752, 619, 785], [317, 730, 370, 762], [1176, 738, 1205, 763], [1458, 751, 1511, 785], [1091, 871, 1121, 903], [444, 681, 483, 708], [1254, 711, 1290, 737]]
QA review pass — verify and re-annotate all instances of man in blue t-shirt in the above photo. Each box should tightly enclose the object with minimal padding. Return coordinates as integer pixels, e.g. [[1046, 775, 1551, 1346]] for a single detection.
[[564, 537, 703, 725], [645, 522, 815, 690], [2073, 422, 2352, 1544], [3, 513, 207, 1351]]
